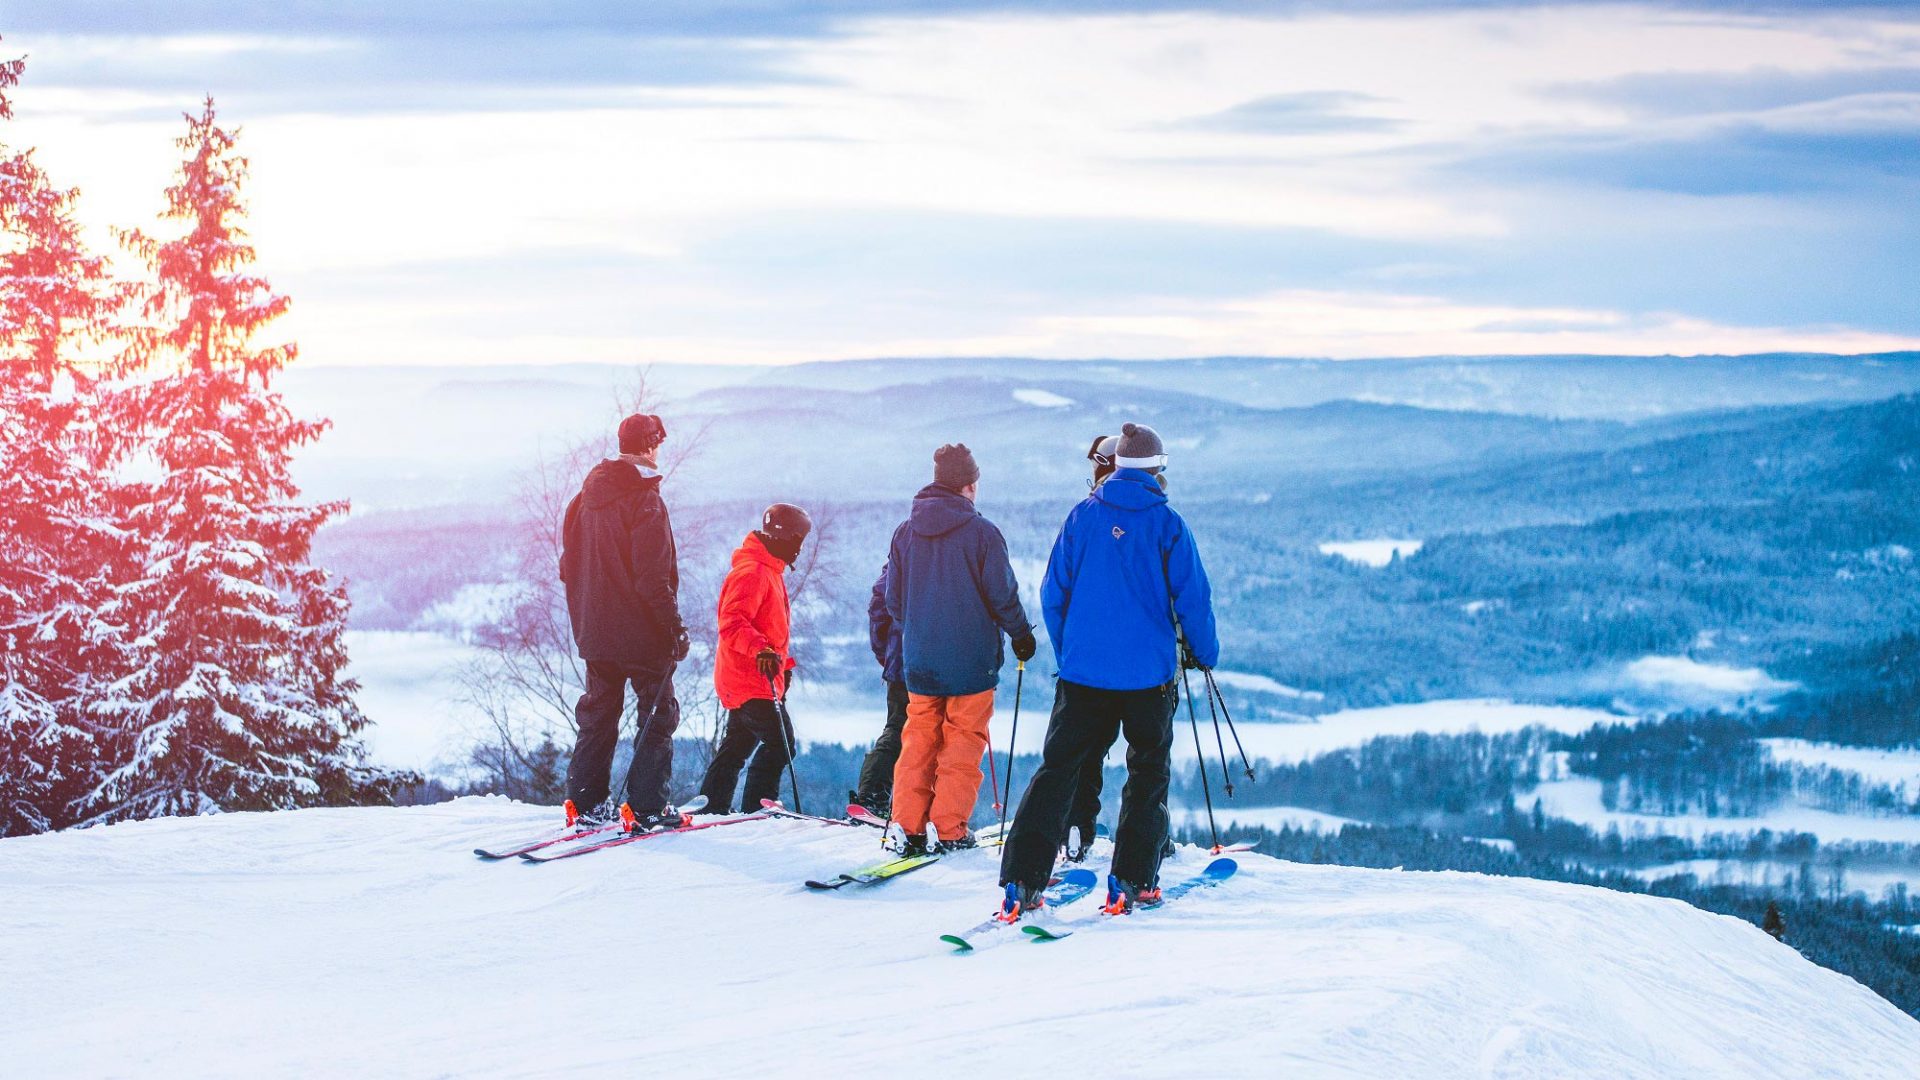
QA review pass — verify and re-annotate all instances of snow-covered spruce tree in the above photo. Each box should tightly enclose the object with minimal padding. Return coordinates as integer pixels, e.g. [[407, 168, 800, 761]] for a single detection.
[[90, 97, 400, 821], [0, 43, 126, 836]]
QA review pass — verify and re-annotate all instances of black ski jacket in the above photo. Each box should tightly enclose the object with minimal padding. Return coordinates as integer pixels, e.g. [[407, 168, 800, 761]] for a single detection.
[[560, 460, 682, 666]]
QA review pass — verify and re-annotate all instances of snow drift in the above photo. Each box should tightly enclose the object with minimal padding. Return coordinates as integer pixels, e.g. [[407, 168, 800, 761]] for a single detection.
[[4, 798, 1918, 1078]]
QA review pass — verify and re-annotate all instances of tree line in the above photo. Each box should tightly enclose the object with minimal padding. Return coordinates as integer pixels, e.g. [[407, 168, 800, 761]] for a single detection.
[[0, 45, 398, 836]]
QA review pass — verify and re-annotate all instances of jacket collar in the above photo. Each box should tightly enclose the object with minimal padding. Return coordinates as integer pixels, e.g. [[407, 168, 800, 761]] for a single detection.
[[733, 531, 787, 572]]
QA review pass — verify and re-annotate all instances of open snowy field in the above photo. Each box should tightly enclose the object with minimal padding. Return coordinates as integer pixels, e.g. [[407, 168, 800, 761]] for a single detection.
[[4, 800, 1918, 1078], [1534, 777, 1920, 846], [1764, 740, 1920, 792]]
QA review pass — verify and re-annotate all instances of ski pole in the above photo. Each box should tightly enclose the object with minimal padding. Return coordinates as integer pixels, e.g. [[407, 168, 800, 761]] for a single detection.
[[1179, 662, 1220, 853], [1202, 662, 1234, 798], [769, 673, 805, 815], [1205, 669, 1256, 782], [999, 659, 1024, 835]]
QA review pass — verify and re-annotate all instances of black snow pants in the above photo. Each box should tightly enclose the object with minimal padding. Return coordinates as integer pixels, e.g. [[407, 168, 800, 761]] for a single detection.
[[698, 698, 793, 814], [567, 661, 680, 815], [854, 679, 910, 803], [1000, 678, 1177, 892]]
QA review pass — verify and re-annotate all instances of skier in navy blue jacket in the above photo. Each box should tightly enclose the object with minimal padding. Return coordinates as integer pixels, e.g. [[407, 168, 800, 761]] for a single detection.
[[998, 422, 1218, 917], [884, 444, 1036, 853]]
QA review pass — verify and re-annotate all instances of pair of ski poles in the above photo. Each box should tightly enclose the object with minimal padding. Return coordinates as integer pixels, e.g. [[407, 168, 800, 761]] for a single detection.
[[1180, 660, 1257, 854]]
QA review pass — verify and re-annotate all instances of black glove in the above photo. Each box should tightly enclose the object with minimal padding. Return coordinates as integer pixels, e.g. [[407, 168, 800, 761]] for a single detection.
[[784, 667, 795, 692], [672, 627, 691, 663], [1180, 642, 1209, 672], [1010, 630, 1037, 663], [756, 648, 782, 685]]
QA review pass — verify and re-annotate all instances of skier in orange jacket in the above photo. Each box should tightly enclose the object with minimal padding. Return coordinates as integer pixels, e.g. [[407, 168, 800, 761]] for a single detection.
[[698, 504, 812, 813]]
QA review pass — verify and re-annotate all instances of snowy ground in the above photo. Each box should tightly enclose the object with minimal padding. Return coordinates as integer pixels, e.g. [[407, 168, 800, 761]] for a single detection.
[[5, 801, 1919, 1078], [1533, 777, 1920, 846], [1764, 739, 1920, 792], [1619, 858, 1920, 899], [1318, 538, 1423, 567]]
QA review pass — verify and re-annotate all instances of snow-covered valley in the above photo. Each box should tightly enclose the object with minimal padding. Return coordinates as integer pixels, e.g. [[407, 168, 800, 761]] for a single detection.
[[4, 800, 1918, 1078]]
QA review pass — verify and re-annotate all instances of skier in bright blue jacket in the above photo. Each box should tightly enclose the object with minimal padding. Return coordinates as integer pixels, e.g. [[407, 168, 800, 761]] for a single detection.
[[999, 422, 1219, 917]]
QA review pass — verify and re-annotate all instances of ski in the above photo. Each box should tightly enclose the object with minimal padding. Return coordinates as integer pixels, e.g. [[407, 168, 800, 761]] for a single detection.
[[519, 798, 757, 863], [1025, 857, 1238, 941], [939, 868, 1100, 952], [473, 820, 622, 860], [804, 851, 941, 890], [845, 803, 888, 829], [759, 799, 873, 828], [805, 817, 1013, 890]]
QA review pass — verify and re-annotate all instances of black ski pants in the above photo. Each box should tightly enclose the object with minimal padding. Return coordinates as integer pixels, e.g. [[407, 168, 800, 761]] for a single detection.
[[854, 679, 910, 801], [698, 698, 793, 814], [1000, 678, 1177, 892], [567, 660, 680, 815], [1063, 740, 1108, 844]]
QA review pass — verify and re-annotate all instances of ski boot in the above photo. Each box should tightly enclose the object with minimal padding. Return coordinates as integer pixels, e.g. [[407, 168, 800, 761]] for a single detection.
[[882, 821, 929, 857], [849, 789, 890, 819], [619, 802, 690, 835], [1100, 875, 1163, 916], [564, 799, 610, 829], [935, 830, 977, 854], [995, 880, 1048, 924], [1064, 825, 1093, 863]]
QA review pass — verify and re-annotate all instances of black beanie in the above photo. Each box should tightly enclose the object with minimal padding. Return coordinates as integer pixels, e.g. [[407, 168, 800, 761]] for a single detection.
[[618, 413, 666, 455], [933, 443, 980, 489]]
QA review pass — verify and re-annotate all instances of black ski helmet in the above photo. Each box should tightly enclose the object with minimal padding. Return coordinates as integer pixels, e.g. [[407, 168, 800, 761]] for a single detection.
[[1086, 433, 1119, 487], [758, 503, 813, 544]]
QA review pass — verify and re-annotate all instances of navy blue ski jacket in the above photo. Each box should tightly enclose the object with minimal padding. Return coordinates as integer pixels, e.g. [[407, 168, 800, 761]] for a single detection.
[[883, 483, 1031, 697], [1042, 468, 1219, 691]]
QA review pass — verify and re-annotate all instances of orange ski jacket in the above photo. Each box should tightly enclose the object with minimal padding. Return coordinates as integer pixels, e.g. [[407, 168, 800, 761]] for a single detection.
[[714, 532, 797, 710]]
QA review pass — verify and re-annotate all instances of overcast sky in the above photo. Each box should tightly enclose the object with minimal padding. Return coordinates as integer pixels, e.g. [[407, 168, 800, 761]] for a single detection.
[[4, 1, 1919, 365]]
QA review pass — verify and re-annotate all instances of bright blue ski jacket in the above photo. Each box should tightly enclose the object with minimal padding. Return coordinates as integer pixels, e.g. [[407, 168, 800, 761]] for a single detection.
[[1042, 468, 1219, 691], [884, 484, 1031, 696]]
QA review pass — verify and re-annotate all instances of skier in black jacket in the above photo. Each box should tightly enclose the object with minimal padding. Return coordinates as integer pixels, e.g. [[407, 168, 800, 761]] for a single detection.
[[559, 413, 689, 831]]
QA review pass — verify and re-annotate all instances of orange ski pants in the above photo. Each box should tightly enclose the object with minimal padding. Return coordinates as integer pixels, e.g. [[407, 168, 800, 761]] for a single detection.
[[889, 689, 995, 842]]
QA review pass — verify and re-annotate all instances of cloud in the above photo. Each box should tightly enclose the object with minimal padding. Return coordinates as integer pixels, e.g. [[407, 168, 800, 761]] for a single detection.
[[1170, 90, 1402, 134], [1002, 288, 1920, 360], [1448, 122, 1920, 195], [1539, 65, 1920, 118]]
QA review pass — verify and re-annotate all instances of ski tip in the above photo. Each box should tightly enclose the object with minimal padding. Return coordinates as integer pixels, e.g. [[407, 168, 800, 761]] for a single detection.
[[681, 794, 710, 812], [1203, 857, 1239, 879], [1061, 867, 1099, 889], [1021, 925, 1070, 942], [939, 934, 975, 952]]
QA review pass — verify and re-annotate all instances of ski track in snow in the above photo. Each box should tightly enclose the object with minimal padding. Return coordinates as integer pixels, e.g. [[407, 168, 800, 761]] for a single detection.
[[4, 799, 1918, 1078]]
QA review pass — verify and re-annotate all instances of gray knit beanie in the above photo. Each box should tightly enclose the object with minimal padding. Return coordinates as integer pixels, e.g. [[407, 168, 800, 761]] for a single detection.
[[933, 443, 980, 489], [1115, 422, 1167, 470]]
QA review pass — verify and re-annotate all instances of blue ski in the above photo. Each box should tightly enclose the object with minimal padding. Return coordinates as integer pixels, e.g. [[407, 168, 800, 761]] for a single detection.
[[1023, 857, 1238, 942], [940, 868, 1100, 952]]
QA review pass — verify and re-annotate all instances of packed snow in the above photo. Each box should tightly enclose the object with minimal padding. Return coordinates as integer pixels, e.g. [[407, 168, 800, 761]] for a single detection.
[[5, 801, 1918, 1078], [1318, 538, 1423, 567]]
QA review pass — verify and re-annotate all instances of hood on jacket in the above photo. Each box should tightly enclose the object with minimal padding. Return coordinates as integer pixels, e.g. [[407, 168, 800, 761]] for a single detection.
[[908, 482, 979, 538], [1092, 468, 1168, 512], [583, 458, 661, 509], [731, 531, 788, 572]]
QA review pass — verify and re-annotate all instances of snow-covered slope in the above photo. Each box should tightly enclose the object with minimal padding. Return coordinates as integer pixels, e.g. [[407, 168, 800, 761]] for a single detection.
[[5, 800, 1918, 1079]]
